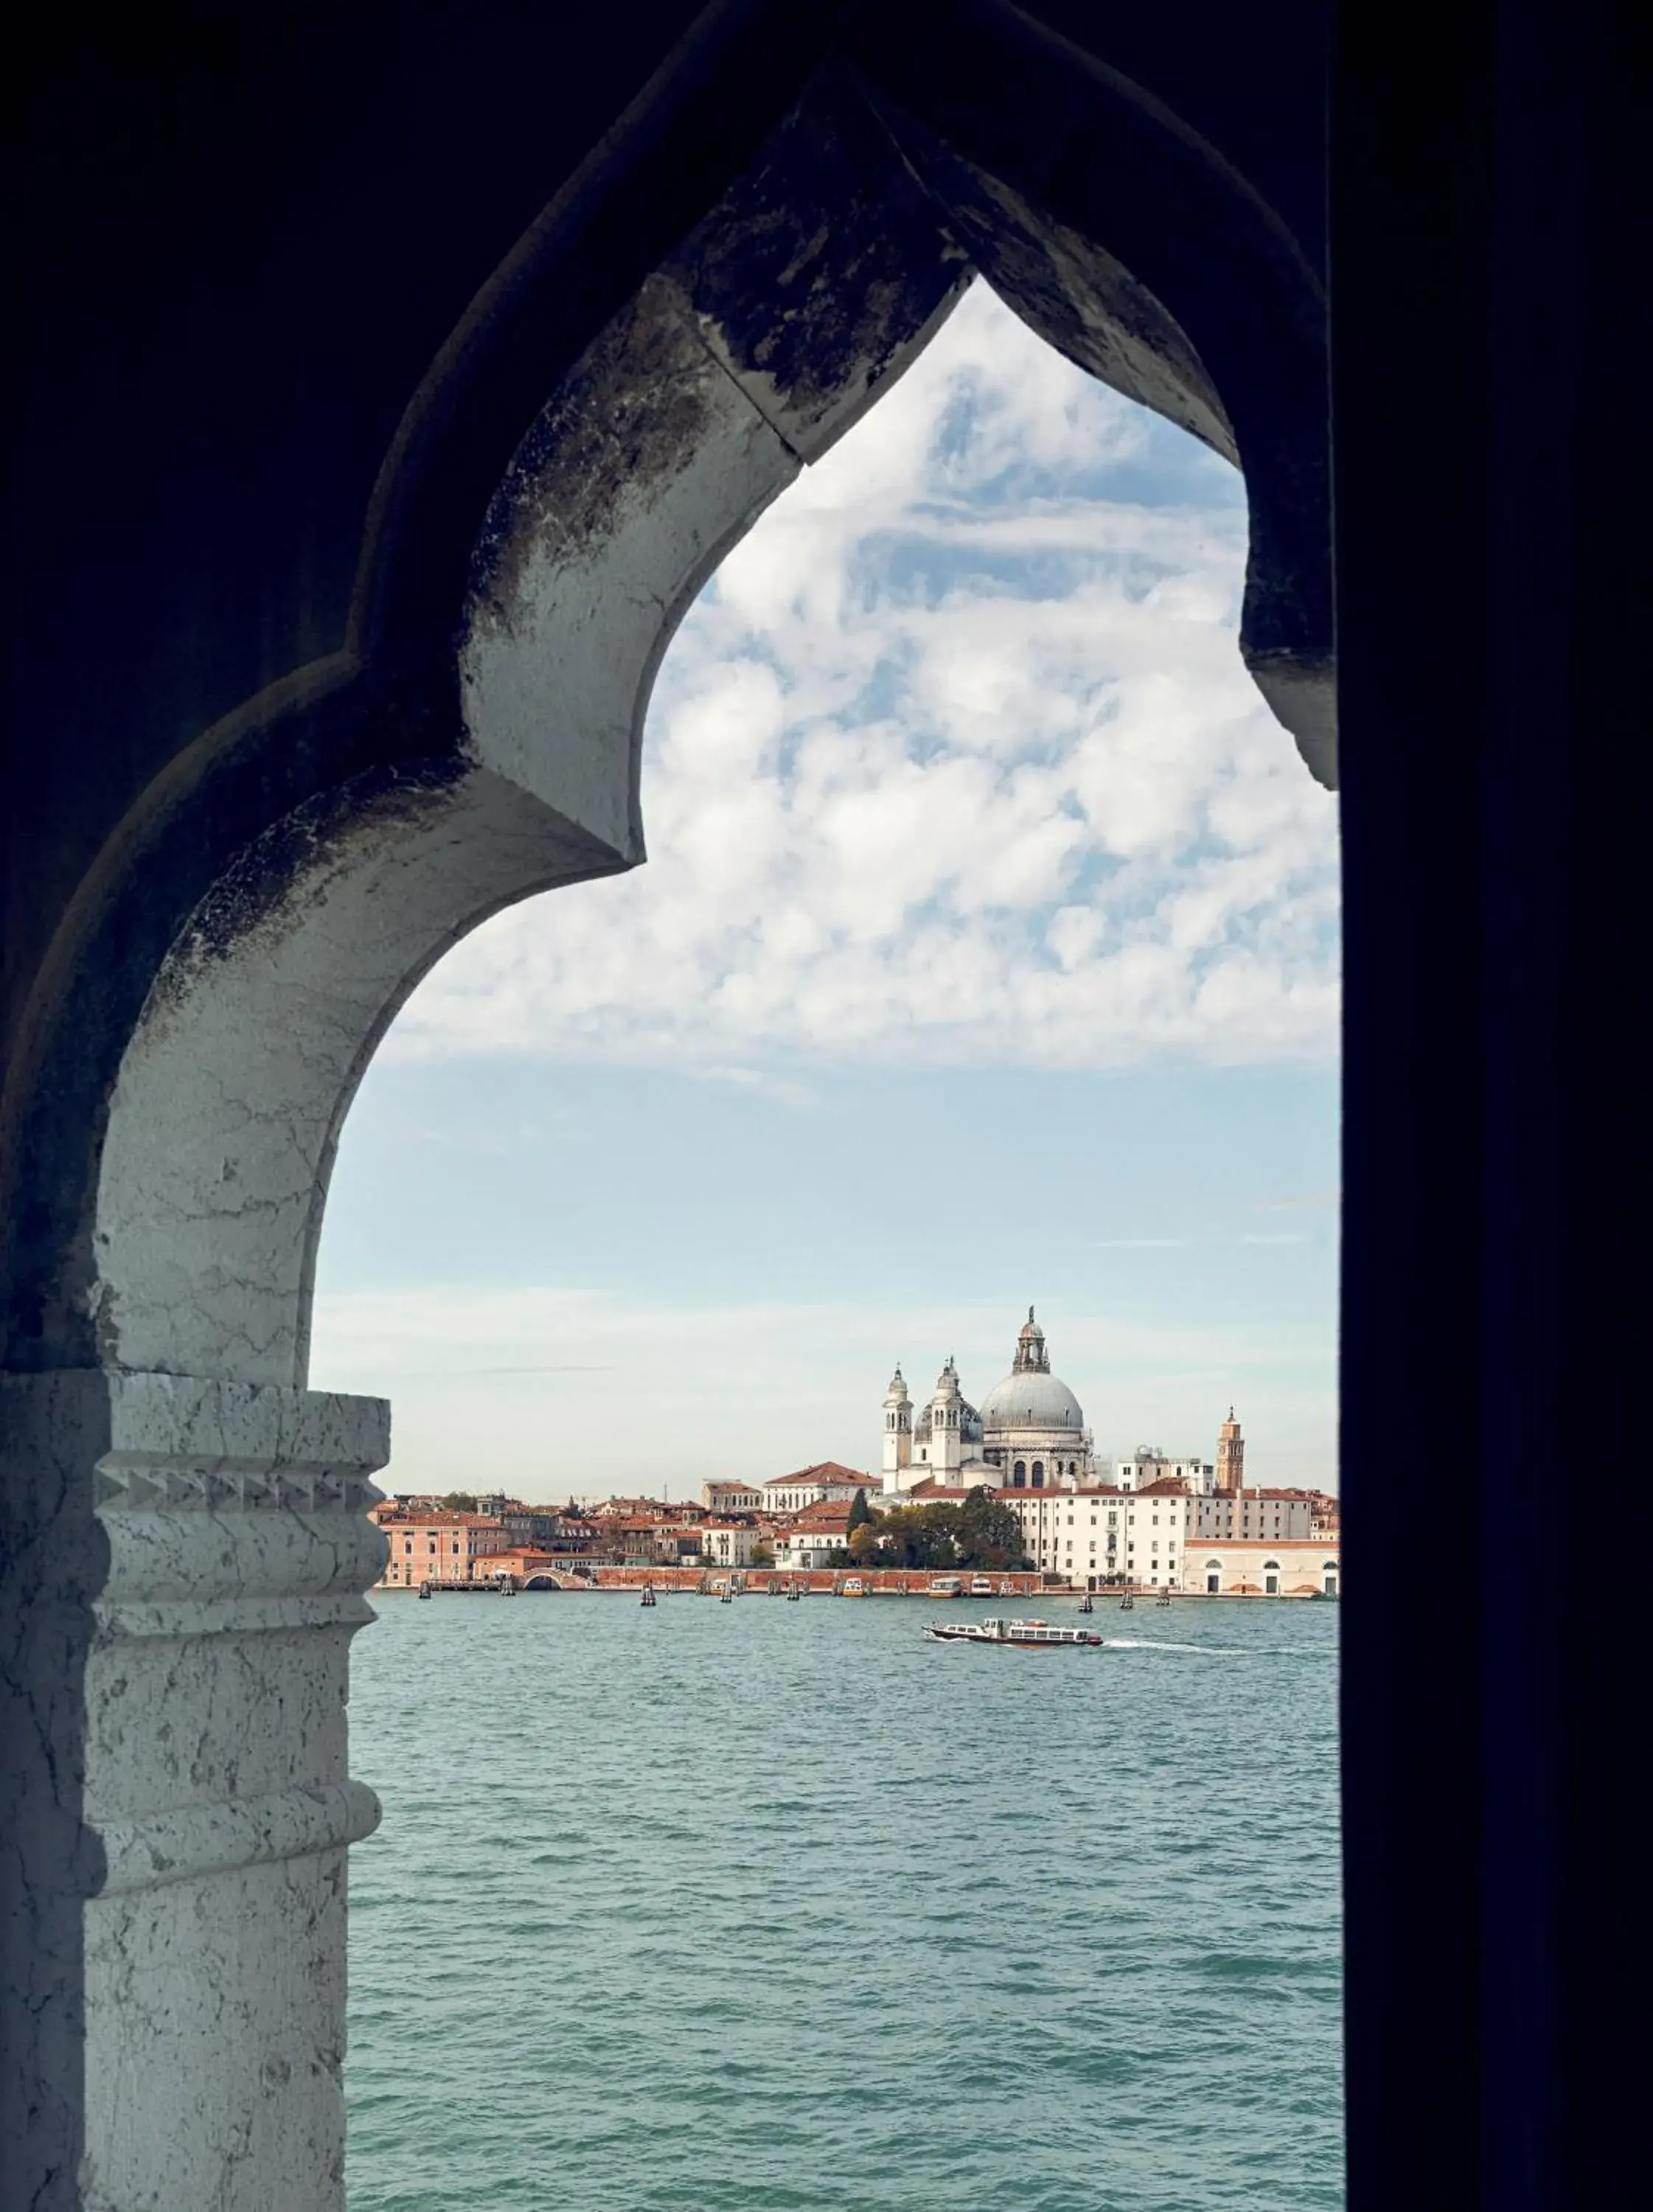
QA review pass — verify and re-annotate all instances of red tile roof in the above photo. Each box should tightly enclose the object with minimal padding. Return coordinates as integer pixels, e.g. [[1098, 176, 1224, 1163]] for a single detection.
[[764, 1463, 869, 1488]]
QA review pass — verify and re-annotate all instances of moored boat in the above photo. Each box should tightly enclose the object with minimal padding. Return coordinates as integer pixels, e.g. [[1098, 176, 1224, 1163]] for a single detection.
[[925, 1616, 1102, 1649], [970, 1575, 995, 1596]]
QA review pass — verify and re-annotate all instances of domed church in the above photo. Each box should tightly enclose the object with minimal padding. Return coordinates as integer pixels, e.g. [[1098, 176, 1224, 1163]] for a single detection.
[[880, 1309, 1095, 1497]]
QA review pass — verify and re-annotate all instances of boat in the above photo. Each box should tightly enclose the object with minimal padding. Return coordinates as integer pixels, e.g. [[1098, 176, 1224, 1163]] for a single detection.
[[925, 1616, 1102, 1649], [970, 1575, 995, 1597], [927, 1576, 964, 1599], [841, 1576, 867, 1597], [639, 1586, 657, 1608]]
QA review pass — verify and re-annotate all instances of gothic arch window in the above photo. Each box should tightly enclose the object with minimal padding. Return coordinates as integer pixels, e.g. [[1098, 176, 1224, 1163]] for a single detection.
[[10, 33, 1338, 2203], [1013, 1462, 1026, 1484]]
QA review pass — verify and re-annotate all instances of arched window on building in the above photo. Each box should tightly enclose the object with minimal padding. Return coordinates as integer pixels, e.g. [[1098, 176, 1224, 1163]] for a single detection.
[[1013, 1461, 1026, 1484], [1031, 1461, 1045, 1485]]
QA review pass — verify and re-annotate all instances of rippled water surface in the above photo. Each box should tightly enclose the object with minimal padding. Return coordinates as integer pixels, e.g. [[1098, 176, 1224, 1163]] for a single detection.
[[347, 1594, 1343, 2212]]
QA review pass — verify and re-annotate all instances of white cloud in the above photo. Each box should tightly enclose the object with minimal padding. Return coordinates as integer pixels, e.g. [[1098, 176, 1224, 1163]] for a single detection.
[[391, 281, 1340, 1072]]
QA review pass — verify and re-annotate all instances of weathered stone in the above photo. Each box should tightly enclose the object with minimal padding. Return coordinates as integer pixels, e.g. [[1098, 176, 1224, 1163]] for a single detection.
[[1, 1372, 386, 2211]]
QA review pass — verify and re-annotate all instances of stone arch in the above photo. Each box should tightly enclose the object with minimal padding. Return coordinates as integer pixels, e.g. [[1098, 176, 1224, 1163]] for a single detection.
[[0, 26, 1332, 2211], [4, 39, 1329, 1394]]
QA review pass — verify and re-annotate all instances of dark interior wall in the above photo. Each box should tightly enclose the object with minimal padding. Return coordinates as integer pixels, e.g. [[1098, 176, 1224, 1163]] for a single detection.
[[1334, 1, 1638, 2204], [1012, 0, 1328, 267], [4, 0, 706, 1037], [0, 0, 1327, 1057]]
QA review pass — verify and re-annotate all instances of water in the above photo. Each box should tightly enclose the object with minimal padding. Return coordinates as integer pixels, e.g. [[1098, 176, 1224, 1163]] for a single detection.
[[346, 1595, 1343, 2212]]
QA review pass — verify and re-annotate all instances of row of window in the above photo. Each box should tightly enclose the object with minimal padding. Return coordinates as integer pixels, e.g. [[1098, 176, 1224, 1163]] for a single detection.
[[1007, 1458, 1086, 1486]]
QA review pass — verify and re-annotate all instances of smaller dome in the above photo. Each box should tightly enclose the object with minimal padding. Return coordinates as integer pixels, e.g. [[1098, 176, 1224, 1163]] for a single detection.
[[1012, 1306, 1051, 1375]]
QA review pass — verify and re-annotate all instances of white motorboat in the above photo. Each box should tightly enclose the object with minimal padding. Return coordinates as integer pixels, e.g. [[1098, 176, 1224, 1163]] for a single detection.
[[924, 1616, 1102, 1649]]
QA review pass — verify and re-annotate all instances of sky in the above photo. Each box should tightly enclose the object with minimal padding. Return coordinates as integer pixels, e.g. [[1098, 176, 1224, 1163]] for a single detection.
[[309, 281, 1341, 1499]]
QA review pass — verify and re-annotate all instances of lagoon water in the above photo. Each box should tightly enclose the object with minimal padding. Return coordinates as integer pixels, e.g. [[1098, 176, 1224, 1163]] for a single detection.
[[346, 1594, 1343, 2212]]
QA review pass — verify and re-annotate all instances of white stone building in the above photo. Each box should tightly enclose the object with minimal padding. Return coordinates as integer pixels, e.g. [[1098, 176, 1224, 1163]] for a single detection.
[[701, 1478, 762, 1515], [771, 1503, 854, 1569], [1000, 1478, 1192, 1587], [1111, 1445, 1216, 1492], [881, 1309, 1095, 1497], [763, 1463, 873, 1514], [1194, 1487, 1316, 1541], [1189, 1540, 1340, 1597], [699, 1521, 762, 1567]]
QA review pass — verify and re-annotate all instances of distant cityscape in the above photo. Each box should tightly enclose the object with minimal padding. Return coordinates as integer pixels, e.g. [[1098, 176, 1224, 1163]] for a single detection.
[[370, 1309, 1340, 1600]]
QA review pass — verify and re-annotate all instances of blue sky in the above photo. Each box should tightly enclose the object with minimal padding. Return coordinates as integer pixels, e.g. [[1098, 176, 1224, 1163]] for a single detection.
[[309, 283, 1340, 1498]]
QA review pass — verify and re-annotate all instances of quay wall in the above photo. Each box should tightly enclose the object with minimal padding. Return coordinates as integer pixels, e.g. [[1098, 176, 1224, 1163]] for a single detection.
[[381, 1565, 1051, 1596], [377, 1565, 1338, 1600]]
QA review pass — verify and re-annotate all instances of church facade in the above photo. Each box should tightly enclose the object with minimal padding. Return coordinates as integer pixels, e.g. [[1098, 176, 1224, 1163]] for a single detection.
[[880, 1309, 1095, 1497]]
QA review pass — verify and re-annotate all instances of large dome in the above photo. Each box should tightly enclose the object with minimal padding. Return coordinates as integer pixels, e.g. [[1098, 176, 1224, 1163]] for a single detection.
[[980, 1370, 1085, 1432]]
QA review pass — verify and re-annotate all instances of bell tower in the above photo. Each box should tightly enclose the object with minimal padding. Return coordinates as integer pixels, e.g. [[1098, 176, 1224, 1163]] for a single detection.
[[1217, 1407, 1245, 1497], [882, 1366, 913, 1490], [929, 1357, 964, 1477]]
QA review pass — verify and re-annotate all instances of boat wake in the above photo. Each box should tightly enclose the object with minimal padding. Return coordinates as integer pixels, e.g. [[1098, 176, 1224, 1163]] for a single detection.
[[1101, 1637, 1231, 1655], [1102, 1637, 1331, 1658]]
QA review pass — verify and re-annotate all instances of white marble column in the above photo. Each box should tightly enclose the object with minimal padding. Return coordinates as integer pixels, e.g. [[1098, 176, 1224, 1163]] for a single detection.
[[1, 1371, 387, 2212]]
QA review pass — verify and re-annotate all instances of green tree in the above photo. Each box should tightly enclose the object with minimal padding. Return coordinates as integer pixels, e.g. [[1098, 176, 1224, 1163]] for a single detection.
[[750, 1544, 774, 1568], [954, 1485, 1033, 1570], [848, 1523, 880, 1565], [442, 1491, 478, 1514], [847, 1486, 874, 1531]]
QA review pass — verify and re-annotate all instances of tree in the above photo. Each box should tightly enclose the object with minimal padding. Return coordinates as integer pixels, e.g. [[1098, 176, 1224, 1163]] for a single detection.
[[750, 1544, 774, 1568], [866, 1492, 1032, 1573], [847, 1486, 874, 1531], [848, 1523, 879, 1565], [442, 1491, 478, 1514], [954, 1485, 1033, 1570]]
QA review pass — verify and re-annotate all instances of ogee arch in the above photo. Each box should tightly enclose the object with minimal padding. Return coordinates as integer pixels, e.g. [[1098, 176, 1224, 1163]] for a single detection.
[[0, 30, 1329, 2210]]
